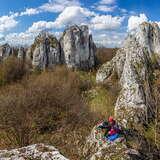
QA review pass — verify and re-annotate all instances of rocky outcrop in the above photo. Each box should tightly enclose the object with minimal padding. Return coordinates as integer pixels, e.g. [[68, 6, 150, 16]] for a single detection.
[[18, 47, 26, 60], [96, 22, 160, 128], [60, 25, 96, 70], [134, 22, 160, 59], [0, 143, 69, 160], [26, 47, 32, 61], [0, 43, 13, 61], [83, 124, 141, 160], [0, 25, 96, 70], [27, 31, 61, 69]]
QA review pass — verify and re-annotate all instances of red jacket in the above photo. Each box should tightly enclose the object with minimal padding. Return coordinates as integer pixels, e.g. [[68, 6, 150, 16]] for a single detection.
[[108, 128, 117, 136]]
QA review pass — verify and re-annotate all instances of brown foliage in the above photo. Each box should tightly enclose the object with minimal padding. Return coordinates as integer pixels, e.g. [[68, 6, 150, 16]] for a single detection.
[[96, 47, 118, 66], [0, 56, 29, 85], [0, 68, 89, 146], [0, 66, 97, 159]]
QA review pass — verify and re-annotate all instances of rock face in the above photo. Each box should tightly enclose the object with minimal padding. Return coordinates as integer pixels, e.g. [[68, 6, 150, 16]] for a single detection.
[[18, 47, 26, 60], [0, 25, 96, 70], [96, 22, 160, 127], [60, 25, 96, 70], [135, 22, 160, 58], [0, 143, 69, 160], [0, 43, 13, 61], [27, 31, 61, 69], [83, 124, 141, 160]]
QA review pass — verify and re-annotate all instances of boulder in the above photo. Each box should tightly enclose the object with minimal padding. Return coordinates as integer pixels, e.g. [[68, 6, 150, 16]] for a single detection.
[[60, 25, 96, 70], [96, 22, 159, 128], [83, 124, 141, 160], [29, 31, 61, 69], [0, 143, 69, 160]]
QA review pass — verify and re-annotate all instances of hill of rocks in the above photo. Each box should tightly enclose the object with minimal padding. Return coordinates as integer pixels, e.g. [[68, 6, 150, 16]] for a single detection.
[[0, 25, 96, 70], [97, 22, 160, 128]]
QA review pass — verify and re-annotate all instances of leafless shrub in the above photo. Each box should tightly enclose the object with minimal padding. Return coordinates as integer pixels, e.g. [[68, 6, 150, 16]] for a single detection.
[[96, 47, 118, 66], [0, 56, 29, 85], [0, 66, 96, 155]]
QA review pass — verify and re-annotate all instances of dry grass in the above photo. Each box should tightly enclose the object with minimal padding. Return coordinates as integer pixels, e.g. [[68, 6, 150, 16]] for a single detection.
[[0, 53, 122, 159], [0, 58, 159, 159], [0, 66, 99, 159], [0, 56, 29, 86]]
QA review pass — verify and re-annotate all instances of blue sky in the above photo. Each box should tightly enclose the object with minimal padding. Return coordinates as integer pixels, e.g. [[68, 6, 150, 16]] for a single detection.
[[0, 0, 160, 47]]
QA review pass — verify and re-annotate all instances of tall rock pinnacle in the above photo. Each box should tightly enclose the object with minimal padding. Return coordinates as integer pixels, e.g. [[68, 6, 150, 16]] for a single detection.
[[60, 25, 96, 70], [96, 22, 160, 127]]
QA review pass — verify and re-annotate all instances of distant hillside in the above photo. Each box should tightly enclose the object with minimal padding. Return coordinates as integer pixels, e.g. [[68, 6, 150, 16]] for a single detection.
[[96, 47, 118, 66]]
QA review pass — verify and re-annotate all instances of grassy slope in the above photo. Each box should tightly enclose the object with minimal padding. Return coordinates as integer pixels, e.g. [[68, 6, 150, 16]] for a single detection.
[[0, 49, 159, 159]]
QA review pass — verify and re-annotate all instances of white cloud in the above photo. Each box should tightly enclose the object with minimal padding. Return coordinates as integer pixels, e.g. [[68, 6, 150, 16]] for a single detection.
[[54, 31, 63, 38], [20, 8, 40, 16], [90, 15, 124, 30], [53, 6, 95, 28], [0, 15, 18, 33], [0, 0, 127, 47], [5, 33, 33, 45], [100, 0, 115, 5], [156, 22, 160, 28], [96, 5, 116, 12], [27, 21, 56, 33], [5, 30, 62, 46], [93, 31, 125, 47], [119, 8, 127, 13], [5, 32, 36, 46], [93, 0, 116, 13], [8, 0, 81, 18], [128, 13, 148, 31], [9, 12, 19, 18], [0, 34, 5, 45], [39, 0, 81, 13]]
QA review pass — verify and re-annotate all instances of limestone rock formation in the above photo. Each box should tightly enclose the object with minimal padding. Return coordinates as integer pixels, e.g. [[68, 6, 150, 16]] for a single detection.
[[0, 143, 69, 160], [83, 125, 141, 160], [26, 47, 32, 61], [96, 22, 160, 127], [134, 22, 160, 59], [60, 25, 96, 70], [0, 25, 96, 70], [18, 47, 26, 60], [27, 31, 61, 69], [0, 43, 13, 61]]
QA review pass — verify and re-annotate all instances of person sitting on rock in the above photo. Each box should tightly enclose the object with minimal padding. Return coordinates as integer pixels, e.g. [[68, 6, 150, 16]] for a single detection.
[[108, 116, 121, 134], [97, 121, 111, 137], [107, 116, 121, 141]]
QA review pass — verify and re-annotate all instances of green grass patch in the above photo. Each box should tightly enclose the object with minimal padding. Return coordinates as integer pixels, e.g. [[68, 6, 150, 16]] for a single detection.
[[85, 86, 116, 117]]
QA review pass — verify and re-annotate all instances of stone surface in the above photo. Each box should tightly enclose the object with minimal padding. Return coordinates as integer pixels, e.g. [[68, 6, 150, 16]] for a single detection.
[[0, 25, 96, 70], [134, 22, 160, 59], [60, 25, 96, 70], [28, 31, 61, 69], [18, 47, 26, 60], [0, 43, 13, 61], [0, 143, 69, 160], [83, 124, 141, 160], [96, 22, 159, 127]]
